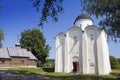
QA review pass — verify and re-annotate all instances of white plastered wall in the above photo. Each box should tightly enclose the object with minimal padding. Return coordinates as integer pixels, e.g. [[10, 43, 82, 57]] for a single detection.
[[55, 33, 66, 72], [98, 31, 111, 74], [66, 26, 82, 73], [85, 26, 98, 74], [75, 19, 93, 31], [55, 24, 111, 75]]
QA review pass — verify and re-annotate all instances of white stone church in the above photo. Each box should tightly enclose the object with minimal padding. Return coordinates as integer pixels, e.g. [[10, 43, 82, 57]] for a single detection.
[[55, 14, 111, 75]]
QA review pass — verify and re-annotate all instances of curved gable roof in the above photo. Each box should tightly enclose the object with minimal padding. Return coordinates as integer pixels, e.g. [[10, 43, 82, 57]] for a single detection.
[[55, 32, 66, 39], [85, 25, 101, 31], [67, 26, 82, 34], [84, 25, 107, 34]]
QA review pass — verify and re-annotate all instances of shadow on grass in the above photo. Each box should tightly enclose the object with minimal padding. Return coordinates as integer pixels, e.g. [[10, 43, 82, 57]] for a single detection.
[[42, 67, 54, 72], [6, 70, 38, 75], [45, 74, 118, 80], [111, 72, 120, 79], [111, 73, 120, 76]]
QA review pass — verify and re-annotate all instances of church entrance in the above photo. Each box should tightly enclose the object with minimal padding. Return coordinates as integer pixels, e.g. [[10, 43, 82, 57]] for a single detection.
[[73, 62, 79, 72]]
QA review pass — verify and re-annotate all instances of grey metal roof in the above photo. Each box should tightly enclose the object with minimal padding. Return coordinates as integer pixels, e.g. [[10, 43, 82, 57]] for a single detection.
[[74, 14, 93, 24], [0, 48, 11, 59], [0, 47, 37, 60]]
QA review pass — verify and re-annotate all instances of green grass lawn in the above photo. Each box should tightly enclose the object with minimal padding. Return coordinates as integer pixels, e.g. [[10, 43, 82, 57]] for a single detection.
[[1, 67, 120, 80]]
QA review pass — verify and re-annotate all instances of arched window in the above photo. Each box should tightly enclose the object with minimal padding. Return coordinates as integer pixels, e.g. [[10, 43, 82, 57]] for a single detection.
[[90, 34, 93, 36], [61, 39, 64, 44], [80, 24, 82, 27], [1, 59, 5, 63], [74, 36, 77, 42], [90, 34, 93, 40], [91, 37, 93, 40], [73, 56, 79, 62]]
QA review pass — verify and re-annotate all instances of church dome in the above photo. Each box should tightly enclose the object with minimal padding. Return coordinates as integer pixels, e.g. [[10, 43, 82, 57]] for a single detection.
[[74, 13, 93, 31], [15, 42, 21, 48], [74, 14, 92, 24]]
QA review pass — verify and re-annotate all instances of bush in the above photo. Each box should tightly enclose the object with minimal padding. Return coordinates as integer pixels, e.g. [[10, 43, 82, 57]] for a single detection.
[[117, 58, 120, 65], [110, 55, 119, 69], [37, 61, 43, 67]]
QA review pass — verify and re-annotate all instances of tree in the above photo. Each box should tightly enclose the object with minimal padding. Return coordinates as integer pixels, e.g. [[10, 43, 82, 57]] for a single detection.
[[81, 0, 120, 42], [31, 0, 63, 26], [0, 29, 4, 48], [110, 55, 119, 69], [117, 58, 120, 64], [20, 28, 51, 65]]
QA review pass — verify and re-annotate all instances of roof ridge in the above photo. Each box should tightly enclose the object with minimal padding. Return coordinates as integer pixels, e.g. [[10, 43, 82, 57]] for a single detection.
[[6, 47, 11, 58]]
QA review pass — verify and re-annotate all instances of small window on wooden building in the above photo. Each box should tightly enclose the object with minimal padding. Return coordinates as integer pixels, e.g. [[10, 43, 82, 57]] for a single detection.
[[1, 59, 5, 63], [21, 60, 24, 64]]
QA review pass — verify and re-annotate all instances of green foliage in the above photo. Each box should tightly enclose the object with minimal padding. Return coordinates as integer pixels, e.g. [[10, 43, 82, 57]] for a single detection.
[[110, 55, 119, 69], [44, 59, 55, 68], [31, 0, 63, 26], [81, 0, 120, 41], [20, 28, 51, 65], [37, 61, 43, 67], [117, 58, 120, 64], [0, 29, 4, 48], [42, 67, 54, 72]]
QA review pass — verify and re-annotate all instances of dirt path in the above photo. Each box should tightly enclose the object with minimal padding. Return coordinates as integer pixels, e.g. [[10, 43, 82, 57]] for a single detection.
[[0, 71, 50, 80]]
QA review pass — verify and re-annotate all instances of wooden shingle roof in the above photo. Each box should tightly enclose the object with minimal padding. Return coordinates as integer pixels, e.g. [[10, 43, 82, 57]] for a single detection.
[[0, 48, 37, 60], [0, 48, 11, 59]]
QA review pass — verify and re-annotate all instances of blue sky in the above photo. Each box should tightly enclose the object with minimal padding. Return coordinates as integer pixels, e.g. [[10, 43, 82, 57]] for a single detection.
[[0, 0, 120, 59]]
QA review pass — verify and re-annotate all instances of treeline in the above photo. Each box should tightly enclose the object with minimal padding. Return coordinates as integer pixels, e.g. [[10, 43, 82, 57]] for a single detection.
[[110, 55, 120, 69], [37, 59, 55, 68]]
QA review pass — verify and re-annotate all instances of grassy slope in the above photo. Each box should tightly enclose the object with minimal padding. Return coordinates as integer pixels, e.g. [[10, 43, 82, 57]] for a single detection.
[[1, 67, 120, 80]]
